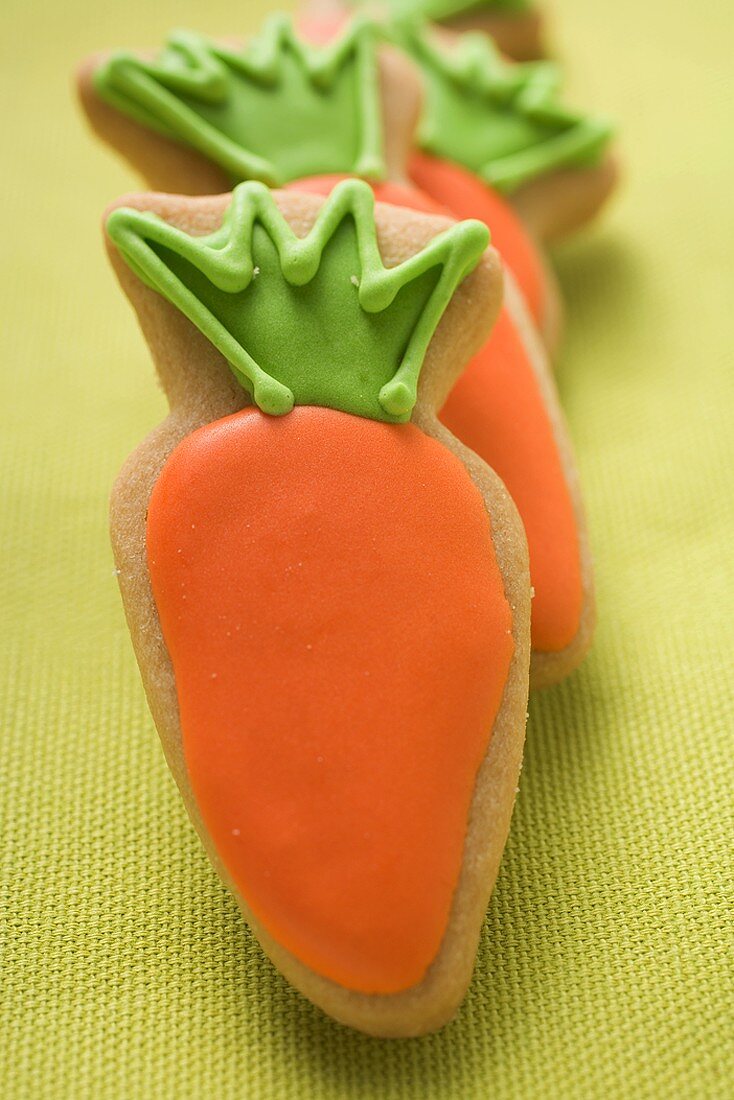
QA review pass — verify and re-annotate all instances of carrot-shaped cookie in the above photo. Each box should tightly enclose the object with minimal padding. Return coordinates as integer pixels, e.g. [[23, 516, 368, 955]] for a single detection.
[[104, 180, 531, 1036], [79, 17, 411, 192], [79, 14, 594, 683], [394, 20, 617, 242]]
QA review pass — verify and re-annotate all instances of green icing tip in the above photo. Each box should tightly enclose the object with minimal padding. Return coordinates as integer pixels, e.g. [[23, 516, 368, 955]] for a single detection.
[[107, 179, 490, 423], [379, 379, 416, 418], [93, 15, 387, 187], [392, 20, 614, 193]]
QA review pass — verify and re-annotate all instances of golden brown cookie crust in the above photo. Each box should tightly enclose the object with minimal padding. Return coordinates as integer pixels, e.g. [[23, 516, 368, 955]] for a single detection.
[[511, 153, 621, 243], [106, 189, 532, 1036]]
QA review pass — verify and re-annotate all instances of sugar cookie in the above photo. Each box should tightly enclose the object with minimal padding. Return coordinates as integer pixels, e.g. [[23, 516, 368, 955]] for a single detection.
[[104, 181, 531, 1035]]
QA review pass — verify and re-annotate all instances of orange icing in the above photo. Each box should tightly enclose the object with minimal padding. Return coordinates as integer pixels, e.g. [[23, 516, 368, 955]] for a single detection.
[[147, 407, 514, 993], [289, 174, 583, 653], [441, 309, 583, 652], [289, 173, 446, 217], [408, 150, 547, 327]]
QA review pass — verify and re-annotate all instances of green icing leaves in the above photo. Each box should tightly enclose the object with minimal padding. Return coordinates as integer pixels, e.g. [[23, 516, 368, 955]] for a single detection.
[[395, 21, 613, 192], [107, 179, 489, 422], [93, 15, 386, 187]]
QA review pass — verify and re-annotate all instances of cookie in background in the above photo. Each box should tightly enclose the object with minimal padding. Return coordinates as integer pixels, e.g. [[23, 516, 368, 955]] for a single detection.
[[393, 19, 618, 243], [78, 13, 596, 684]]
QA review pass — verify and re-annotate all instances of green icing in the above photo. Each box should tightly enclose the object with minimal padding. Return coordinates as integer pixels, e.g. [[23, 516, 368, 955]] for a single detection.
[[394, 22, 613, 193], [106, 179, 489, 422], [93, 15, 385, 187], [92, 13, 611, 196]]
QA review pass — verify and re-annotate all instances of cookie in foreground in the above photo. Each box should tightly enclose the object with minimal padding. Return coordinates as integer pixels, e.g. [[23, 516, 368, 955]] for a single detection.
[[104, 181, 531, 1035]]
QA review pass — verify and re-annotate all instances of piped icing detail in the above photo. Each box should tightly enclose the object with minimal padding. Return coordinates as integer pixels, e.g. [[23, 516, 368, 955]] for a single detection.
[[106, 178, 489, 421], [394, 21, 613, 192], [93, 15, 386, 186]]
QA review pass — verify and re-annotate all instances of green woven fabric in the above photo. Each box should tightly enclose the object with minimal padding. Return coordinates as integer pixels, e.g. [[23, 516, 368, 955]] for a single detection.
[[1, 0, 732, 1096]]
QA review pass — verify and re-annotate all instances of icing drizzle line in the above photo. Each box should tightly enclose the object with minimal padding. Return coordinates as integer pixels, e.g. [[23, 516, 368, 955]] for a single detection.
[[106, 178, 489, 421], [93, 15, 386, 186]]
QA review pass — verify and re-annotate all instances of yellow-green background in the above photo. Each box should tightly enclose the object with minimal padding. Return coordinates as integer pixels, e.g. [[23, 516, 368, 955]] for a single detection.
[[1, 1, 732, 1096]]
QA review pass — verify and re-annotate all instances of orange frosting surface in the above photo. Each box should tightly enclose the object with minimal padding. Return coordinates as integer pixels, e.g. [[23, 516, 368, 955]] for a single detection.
[[288, 174, 446, 217], [441, 309, 583, 652], [408, 150, 547, 326], [289, 173, 583, 653], [147, 407, 514, 993]]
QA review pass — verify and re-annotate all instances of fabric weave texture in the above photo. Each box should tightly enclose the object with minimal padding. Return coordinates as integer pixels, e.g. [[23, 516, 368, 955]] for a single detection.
[[1, 0, 732, 1097]]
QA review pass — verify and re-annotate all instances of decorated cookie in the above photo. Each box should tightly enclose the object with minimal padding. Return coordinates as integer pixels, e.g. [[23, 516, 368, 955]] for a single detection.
[[309, 0, 546, 61], [79, 17, 412, 191], [393, 19, 617, 242], [78, 14, 595, 683], [104, 180, 531, 1035]]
